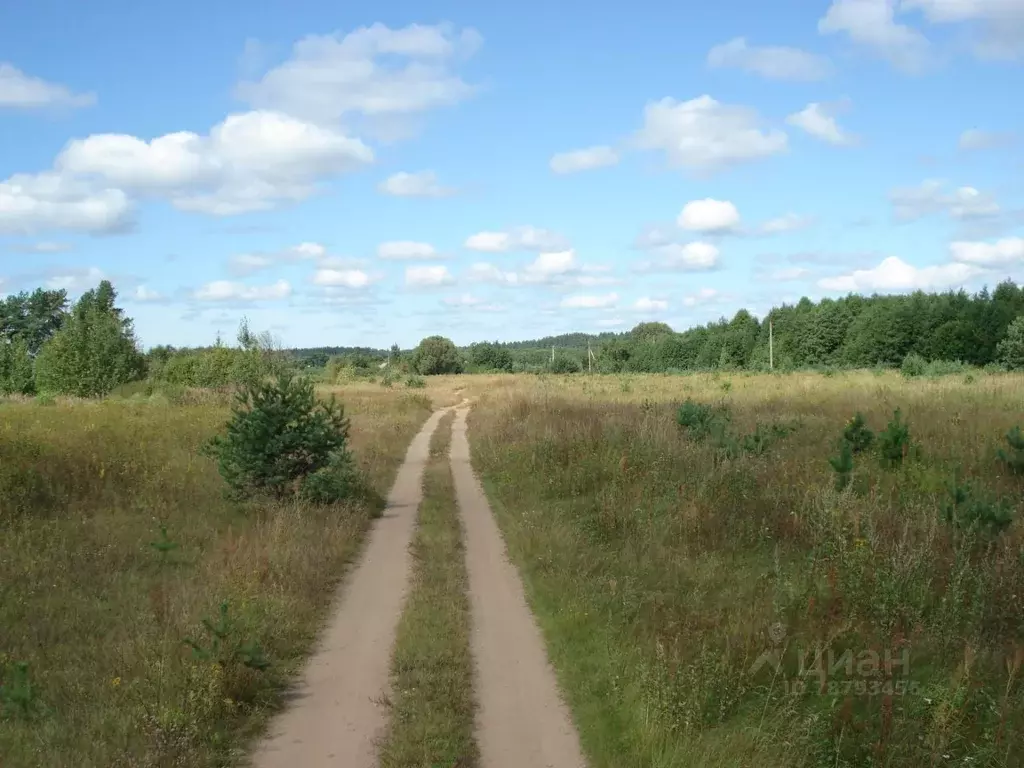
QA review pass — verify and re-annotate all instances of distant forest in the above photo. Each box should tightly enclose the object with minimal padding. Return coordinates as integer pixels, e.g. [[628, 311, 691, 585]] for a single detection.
[[287, 281, 1024, 374]]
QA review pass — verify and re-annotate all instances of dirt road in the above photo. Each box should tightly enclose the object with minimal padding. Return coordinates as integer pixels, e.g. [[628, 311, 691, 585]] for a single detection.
[[450, 406, 587, 768], [250, 407, 450, 768]]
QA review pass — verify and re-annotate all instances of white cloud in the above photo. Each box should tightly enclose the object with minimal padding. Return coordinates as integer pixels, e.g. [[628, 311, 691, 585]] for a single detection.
[[234, 23, 481, 125], [311, 268, 372, 288], [443, 293, 483, 307], [641, 242, 721, 271], [949, 237, 1024, 265], [467, 262, 519, 285], [706, 37, 832, 80], [0, 172, 133, 234], [132, 285, 165, 302], [596, 316, 624, 328], [55, 110, 374, 216], [441, 293, 503, 311], [633, 297, 668, 312], [377, 240, 438, 259], [405, 264, 453, 287], [818, 256, 984, 292], [549, 146, 620, 174], [0, 63, 95, 109], [561, 292, 618, 309], [194, 279, 292, 301], [760, 213, 813, 234], [786, 101, 857, 146], [378, 170, 454, 197], [463, 225, 567, 253], [902, 0, 1024, 60], [290, 242, 327, 259], [958, 128, 1016, 150], [8, 240, 73, 254], [770, 266, 812, 281], [229, 253, 275, 275], [46, 266, 107, 292], [227, 241, 332, 275], [682, 287, 720, 307], [890, 180, 999, 221], [678, 198, 741, 232], [523, 250, 577, 281], [634, 95, 787, 173], [818, 0, 932, 72]]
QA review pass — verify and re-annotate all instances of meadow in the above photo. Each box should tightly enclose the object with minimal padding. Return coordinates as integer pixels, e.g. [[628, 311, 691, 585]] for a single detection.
[[0, 387, 433, 767], [3, 369, 1024, 767], [467, 370, 1024, 766]]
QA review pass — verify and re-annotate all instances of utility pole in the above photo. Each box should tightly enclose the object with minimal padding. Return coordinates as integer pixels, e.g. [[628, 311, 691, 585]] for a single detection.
[[551, 345, 555, 364], [769, 319, 774, 371]]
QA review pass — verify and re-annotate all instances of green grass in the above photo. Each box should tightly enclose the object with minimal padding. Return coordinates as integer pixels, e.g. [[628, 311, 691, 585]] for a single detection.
[[469, 371, 1024, 767], [0, 390, 433, 768], [378, 410, 478, 768]]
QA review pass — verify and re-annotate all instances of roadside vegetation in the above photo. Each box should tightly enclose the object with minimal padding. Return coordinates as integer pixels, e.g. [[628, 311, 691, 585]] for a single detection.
[[378, 411, 478, 768], [470, 371, 1024, 767], [0, 385, 432, 766]]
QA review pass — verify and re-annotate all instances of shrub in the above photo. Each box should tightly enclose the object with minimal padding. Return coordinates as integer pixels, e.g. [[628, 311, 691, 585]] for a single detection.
[[828, 440, 854, 490], [997, 426, 1024, 475], [405, 375, 426, 389], [943, 480, 1014, 536], [924, 359, 968, 377], [878, 408, 912, 468], [412, 336, 463, 375], [676, 399, 730, 442], [900, 352, 927, 378], [842, 412, 874, 454], [550, 355, 582, 374], [297, 450, 364, 506], [203, 371, 356, 502]]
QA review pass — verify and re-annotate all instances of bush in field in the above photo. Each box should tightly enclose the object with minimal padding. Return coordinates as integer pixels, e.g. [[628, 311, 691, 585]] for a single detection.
[[997, 315, 1024, 370], [676, 399, 730, 442], [943, 480, 1014, 536], [0, 339, 34, 395], [878, 408, 912, 468], [34, 280, 145, 397], [829, 440, 854, 490], [405, 375, 426, 389], [842, 412, 874, 454], [550, 355, 582, 374], [900, 352, 927, 378], [997, 426, 1024, 475], [204, 371, 357, 503], [412, 336, 462, 375]]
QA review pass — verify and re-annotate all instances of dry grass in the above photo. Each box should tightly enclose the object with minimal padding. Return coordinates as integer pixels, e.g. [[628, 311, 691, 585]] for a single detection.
[[0, 389, 433, 768], [468, 369, 1024, 767], [377, 411, 478, 768]]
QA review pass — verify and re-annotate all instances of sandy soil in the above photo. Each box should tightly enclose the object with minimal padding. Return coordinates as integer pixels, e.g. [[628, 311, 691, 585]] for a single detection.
[[250, 407, 450, 768], [450, 406, 587, 768]]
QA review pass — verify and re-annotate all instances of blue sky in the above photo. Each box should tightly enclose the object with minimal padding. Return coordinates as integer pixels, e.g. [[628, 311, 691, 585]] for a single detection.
[[1, 0, 1023, 349]]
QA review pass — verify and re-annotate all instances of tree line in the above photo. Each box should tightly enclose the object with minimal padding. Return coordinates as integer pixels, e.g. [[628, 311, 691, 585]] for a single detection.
[[4, 279, 1024, 397]]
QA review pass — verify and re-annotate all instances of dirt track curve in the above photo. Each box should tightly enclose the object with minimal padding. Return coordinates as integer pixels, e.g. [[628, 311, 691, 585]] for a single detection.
[[251, 407, 449, 768], [450, 406, 587, 768]]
